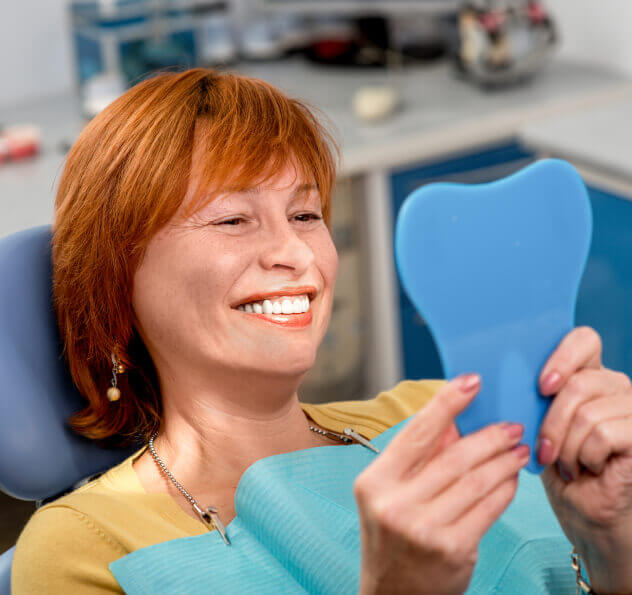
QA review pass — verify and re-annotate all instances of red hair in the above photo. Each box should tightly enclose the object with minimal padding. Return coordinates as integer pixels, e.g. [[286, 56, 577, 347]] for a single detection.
[[52, 68, 339, 447]]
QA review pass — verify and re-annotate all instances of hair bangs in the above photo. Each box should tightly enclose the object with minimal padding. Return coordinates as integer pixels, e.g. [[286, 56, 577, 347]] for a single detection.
[[183, 78, 338, 227]]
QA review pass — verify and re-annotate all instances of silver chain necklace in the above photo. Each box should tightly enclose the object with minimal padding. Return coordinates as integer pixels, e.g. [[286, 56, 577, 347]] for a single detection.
[[147, 423, 380, 547]]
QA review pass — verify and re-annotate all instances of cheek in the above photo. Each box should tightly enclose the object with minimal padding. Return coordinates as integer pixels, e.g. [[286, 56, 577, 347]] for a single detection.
[[313, 234, 338, 337], [132, 233, 236, 338], [329, 248, 339, 283], [317, 233, 338, 286], [132, 240, 175, 334]]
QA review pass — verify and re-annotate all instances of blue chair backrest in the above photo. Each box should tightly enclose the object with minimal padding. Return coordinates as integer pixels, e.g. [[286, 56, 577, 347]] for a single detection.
[[0, 226, 141, 594]]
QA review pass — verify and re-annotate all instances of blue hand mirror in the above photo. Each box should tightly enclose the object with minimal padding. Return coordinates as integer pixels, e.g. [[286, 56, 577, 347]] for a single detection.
[[394, 159, 592, 473]]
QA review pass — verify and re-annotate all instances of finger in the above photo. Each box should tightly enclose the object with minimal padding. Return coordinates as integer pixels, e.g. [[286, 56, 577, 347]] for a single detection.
[[537, 367, 622, 466], [539, 326, 603, 396], [539, 463, 564, 501], [558, 392, 632, 480], [446, 475, 520, 548], [406, 421, 525, 498], [578, 417, 632, 475], [369, 373, 481, 481], [434, 422, 461, 454], [412, 443, 530, 525], [424, 422, 462, 465]]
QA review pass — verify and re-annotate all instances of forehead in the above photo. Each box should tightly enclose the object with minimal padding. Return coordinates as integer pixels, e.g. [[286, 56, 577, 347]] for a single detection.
[[228, 175, 318, 197], [231, 160, 314, 190], [181, 119, 322, 220], [179, 165, 320, 224], [195, 163, 318, 198]]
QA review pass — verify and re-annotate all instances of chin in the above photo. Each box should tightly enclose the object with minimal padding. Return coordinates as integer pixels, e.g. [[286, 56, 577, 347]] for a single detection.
[[258, 352, 317, 378]]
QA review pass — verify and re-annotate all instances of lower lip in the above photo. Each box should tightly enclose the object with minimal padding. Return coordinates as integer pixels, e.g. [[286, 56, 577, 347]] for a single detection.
[[236, 309, 312, 328]]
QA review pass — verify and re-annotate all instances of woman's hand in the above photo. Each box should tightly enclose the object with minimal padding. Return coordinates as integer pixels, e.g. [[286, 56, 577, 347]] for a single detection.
[[536, 326, 632, 594], [353, 375, 530, 595]]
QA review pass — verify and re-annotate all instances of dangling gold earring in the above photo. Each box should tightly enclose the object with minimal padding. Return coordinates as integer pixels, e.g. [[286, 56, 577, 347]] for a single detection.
[[107, 352, 126, 402]]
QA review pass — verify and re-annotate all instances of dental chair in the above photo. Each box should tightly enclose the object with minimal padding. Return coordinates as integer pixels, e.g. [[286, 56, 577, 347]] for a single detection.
[[0, 159, 587, 593], [0, 226, 142, 595]]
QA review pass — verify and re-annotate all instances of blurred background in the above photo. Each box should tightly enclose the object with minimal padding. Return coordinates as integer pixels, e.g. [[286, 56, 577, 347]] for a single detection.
[[2, 0, 632, 555]]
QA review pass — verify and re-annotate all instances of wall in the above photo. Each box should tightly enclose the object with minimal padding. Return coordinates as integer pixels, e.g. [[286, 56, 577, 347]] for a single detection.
[[548, 0, 632, 78], [0, 0, 74, 109], [1, 1, 631, 110]]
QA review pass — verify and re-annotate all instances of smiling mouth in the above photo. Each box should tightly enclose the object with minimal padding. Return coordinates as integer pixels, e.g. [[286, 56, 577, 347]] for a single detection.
[[235, 294, 311, 315], [233, 294, 313, 328]]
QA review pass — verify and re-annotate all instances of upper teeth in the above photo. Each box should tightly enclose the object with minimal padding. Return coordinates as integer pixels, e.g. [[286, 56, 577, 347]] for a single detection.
[[237, 295, 310, 315]]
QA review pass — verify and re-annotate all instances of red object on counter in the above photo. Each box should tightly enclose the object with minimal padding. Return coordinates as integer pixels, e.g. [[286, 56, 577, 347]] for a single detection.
[[479, 11, 506, 33], [527, 2, 548, 24], [311, 39, 354, 60], [0, 138, 8, 164], [0, 125, 41, 164]]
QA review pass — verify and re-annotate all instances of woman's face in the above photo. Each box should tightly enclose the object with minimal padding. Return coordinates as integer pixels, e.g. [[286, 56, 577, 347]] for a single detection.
[[132, 159, 338, 387]]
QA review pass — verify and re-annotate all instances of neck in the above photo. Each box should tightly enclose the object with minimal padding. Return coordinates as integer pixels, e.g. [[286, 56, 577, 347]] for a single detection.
[[133, 366, 331, 514]]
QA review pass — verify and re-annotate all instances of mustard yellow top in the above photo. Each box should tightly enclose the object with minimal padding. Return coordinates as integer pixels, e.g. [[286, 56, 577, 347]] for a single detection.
[[11, 379, 445, 594]]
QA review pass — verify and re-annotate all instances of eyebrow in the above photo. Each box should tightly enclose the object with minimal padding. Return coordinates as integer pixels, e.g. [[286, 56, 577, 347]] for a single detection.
[[229, 183, 318, 198]]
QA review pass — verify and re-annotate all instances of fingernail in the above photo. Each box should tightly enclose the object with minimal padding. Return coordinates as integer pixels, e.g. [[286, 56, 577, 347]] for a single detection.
[[541, 371, 561, 394], [512, 444, 530, 460], [456, 373, 481, 393], [501, 422, 524, 441], [536, 437, 554, 465], [558, 462, 574, 482]]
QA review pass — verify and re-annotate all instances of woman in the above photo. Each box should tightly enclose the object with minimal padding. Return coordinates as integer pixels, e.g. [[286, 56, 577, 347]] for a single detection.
[[11, 68, 632, 594]]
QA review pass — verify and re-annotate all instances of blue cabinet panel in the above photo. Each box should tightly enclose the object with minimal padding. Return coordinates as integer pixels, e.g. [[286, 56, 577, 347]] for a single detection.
[[576, 187, 632, 377]]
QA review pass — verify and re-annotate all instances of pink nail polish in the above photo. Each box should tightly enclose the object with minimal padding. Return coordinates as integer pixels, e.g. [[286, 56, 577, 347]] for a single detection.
[[512, 444, 530, 459], [502, 423, 524, 441], [456, 373, 480, 393], [541, 371, 561, 394]]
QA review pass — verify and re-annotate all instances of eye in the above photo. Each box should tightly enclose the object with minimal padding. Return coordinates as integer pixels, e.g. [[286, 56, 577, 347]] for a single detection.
[[293, 213, 322, 223], [216, 217, 245, 226]]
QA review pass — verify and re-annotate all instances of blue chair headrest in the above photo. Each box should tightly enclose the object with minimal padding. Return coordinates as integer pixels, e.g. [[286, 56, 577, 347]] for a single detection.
[[0, 226, 140, 501]]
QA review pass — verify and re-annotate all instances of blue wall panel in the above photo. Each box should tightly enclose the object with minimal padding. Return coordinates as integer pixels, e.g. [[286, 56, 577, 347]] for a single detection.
[[575, 186, 632, 377]]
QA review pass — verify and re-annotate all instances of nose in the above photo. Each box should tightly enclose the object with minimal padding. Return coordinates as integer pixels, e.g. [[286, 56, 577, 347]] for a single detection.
[[258, 217, 315, 274]]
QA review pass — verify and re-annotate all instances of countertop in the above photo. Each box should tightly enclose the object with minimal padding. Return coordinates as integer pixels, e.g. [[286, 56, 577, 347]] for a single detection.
[[1, 56, 631, 237], [237, 58, 632, 176], [520, 93, 632, 191]]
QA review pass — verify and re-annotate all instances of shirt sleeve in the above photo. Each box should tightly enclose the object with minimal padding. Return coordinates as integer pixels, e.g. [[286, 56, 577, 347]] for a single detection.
[[363, 378, 447, 428], [12, 505, 126, 594]]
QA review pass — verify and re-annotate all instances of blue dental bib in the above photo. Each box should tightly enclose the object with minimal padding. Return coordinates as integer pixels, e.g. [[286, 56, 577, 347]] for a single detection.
[[110, 419, 574, 593]]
